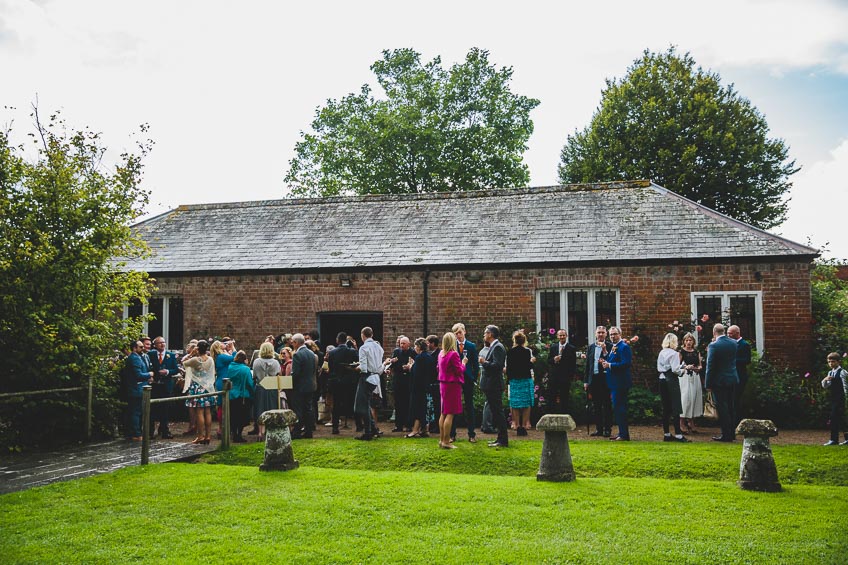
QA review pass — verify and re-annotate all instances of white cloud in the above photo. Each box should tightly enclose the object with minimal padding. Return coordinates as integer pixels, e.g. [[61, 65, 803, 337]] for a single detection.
[[777, 139, 848, 258]]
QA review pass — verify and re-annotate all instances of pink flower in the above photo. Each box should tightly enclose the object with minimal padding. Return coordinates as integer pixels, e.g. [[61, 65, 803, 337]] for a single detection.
[[549, 328, 556, 335], [668, 324, 673, 328], [804, 372, 811, 378], [843, 353, 847, 358], [673, 320, 679, 325]]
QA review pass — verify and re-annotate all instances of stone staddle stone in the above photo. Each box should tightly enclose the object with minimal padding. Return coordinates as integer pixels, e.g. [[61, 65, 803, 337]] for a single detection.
[[535, 414, 577, 482], [258, 409, 300, 472], [735, 418, 781, 492]]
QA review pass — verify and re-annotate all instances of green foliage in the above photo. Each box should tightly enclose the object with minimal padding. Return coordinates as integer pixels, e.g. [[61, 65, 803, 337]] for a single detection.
[[558, 47, 798, 229], [1, 459, 845, 563], [626, 385, 662, 423], [747, 354, 830, 429], [0, 110, 152, 450], [811, 259, 848, 365], [285, 48, 540, 196]]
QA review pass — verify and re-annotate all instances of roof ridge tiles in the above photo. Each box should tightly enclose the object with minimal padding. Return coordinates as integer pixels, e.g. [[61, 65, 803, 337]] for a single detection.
[[164, 180, 653, 212]]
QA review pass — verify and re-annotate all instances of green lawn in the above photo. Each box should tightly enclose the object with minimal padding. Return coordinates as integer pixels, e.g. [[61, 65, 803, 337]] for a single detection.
[[203, 437, 848, 487], [1, 439, 846, 564]]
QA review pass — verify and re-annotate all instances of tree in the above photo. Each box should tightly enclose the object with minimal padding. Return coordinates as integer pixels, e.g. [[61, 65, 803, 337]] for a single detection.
[[285, 48, 540, 196], [0, 109, 152, 449], [558, 47, 798, 229]]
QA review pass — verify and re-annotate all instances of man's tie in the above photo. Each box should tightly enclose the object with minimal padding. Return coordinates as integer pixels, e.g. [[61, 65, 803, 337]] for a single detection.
[[159, 353, 164, 364], [459, 343, 464, 355]]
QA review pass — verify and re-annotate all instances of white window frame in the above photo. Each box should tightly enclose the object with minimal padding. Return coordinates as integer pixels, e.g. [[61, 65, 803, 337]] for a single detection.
[[123, 297, 173, 344], [535, 288, 620, 344], [690, 291, 764, 350]]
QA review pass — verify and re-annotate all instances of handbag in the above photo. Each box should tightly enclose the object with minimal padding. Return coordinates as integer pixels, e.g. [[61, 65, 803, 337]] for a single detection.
[[702, 393, 719, 420]]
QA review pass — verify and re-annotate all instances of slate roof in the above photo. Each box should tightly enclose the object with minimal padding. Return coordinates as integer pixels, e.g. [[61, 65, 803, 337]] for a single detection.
[[124, 181, 817, 274]]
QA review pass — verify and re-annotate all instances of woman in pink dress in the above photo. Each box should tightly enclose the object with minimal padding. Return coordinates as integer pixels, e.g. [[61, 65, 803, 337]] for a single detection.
[[437, 332, 466, 449]]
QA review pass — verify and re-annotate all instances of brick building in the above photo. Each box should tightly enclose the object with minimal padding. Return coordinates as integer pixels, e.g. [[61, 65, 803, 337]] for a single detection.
[[125, 180, 817, 372]]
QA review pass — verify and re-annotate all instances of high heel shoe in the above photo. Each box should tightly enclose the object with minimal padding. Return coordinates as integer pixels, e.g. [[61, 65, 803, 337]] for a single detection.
[[201, 437, 211, 445], [191, 436, 204, 444]]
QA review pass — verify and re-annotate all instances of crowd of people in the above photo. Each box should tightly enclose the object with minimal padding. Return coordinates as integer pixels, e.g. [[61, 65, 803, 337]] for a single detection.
[[120, 319, 846, 448]]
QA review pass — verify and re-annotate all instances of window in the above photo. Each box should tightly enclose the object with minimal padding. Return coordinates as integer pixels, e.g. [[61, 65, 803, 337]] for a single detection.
[[536, 289, 620, 347], [124, 297, 185, 350], [691, 291, 763, 350]]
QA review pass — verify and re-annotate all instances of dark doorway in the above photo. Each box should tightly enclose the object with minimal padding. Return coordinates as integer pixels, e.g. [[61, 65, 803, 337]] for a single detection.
[[318, 312, 383, 347]]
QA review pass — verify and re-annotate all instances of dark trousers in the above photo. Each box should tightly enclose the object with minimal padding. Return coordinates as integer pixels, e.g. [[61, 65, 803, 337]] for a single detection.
[[230, 397, 252, 437], [547, 375, 571, 414], [393, 374, 410, 429], [355, 376, 377, 437], [451, 379, 477, 439], [589, 384, 613, 433], [713, 387, 736, 440], [829, 400, 846, 442], [483, 388, 508, 445], [290, 390, 315, 436], [427, 384, 441, 432], [150, 381, 173, 434], [659, 378, 683, 435], [330, 378, 355, 429], [481, 401, 494, 431], [610, 387, 630, 439], [125, 396, 142, 438]]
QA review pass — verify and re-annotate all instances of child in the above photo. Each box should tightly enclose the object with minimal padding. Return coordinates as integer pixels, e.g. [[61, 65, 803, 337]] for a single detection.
[[821, 352, 847, 446]]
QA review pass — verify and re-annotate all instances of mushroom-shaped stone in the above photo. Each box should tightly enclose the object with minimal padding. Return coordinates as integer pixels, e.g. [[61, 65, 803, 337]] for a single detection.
[[735, 419, 778, 438], [535, 414, 577, 482], [536, 414, 577, 433], [258, 409, 300, 472], [736, 419, 781, 492]]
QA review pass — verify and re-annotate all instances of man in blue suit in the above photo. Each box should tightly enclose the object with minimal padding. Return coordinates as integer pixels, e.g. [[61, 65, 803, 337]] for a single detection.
[[728, 325, 752, 421], [124, 340, 153, 441], [705, 323, 740, 442], [451, 323, 480, 443], [148, 336, 180, 439], [601, 327, 632, 441]]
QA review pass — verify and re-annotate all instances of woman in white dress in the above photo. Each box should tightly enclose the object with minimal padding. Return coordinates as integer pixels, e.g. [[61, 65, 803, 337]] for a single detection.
[[678, 332, 704, 433]]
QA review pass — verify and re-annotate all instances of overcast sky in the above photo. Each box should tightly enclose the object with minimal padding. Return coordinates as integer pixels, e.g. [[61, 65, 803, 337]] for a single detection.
[[2, 0, 847, 258]]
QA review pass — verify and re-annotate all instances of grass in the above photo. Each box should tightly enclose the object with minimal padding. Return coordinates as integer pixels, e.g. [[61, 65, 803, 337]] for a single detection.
[[202, 436, 848, 487], [2, 438, 846, 563]]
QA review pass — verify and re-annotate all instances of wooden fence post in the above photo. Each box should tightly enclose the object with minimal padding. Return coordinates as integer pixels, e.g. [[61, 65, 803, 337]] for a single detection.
[[141, 385, 152, 465], [86, 374, 94, 441], [221, 379, 232, 450]]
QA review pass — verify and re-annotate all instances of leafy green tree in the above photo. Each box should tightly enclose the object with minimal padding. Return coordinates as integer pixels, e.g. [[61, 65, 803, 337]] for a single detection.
[[811, 259, 848, 365], [558, 47, 798, 229], [0, 109, 152, 449], [285, 48, 540, 196]]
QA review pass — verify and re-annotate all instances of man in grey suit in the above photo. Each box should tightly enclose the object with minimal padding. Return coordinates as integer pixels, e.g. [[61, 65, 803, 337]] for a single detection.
[[705, 323, 739, 442], [290, 333, 317, 439], [479, 325, 508, 448]]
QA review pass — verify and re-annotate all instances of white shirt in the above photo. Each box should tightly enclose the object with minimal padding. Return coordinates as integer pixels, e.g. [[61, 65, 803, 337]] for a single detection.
[[657, 348, 683, 379], [359, 338, 385, 375], [593, 343, 603, 374]]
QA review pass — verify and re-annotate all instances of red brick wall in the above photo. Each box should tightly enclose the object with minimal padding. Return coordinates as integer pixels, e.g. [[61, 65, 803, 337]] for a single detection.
[[152, 260, 812, 372]]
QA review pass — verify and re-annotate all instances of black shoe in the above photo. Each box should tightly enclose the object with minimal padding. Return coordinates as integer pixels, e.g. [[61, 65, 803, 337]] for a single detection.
[[391, 427, 404, 433], [331, 428, 340, 435], [823, 440, 838, 446], [517, 427, 528, 436], [841, 439, 848, 446], [675, 435, 690, 443], [354, 434, 373, 441], [663, 435, 674, 442], [589, 430, 603, 437], [712, 436, 724, 442], [487, 442, 508, 448], [610, 436, 630, 441]]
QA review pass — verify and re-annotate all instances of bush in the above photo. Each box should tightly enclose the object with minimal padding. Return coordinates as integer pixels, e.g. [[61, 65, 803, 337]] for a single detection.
[[747, 355, 830, 429]]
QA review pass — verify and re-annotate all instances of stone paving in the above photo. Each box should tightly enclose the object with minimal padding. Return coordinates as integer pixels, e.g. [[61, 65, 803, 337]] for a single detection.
[[0, 433, 216, 494]]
